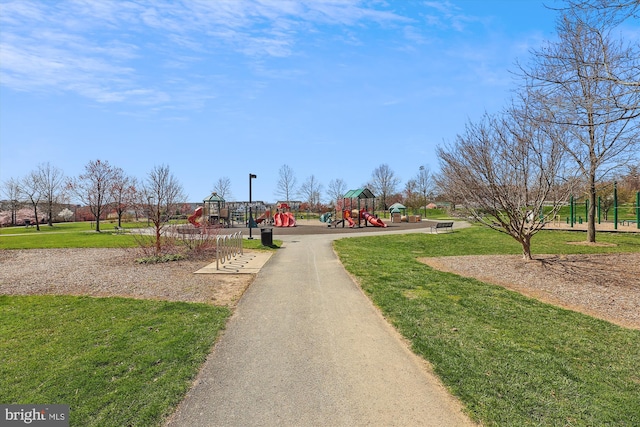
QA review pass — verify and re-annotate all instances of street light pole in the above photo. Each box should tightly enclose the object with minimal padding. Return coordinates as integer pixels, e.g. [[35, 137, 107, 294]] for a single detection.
[[249, 173, 257, 239]]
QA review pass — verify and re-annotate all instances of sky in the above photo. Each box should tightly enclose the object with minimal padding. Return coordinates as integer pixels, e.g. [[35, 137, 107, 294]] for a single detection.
[[1, 0, 564, 203]]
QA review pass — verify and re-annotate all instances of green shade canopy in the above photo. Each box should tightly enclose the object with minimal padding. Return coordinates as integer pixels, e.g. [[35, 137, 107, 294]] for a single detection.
[[203, 192, 225, 203], [343, 188, 375, 199], [389, 202, 406, 210]]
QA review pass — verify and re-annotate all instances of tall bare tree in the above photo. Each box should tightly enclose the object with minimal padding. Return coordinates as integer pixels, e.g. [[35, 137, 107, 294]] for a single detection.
[[19, 170, 43, 231], [37, 162, 66, 226], [437, 105, 573, 260], [109, 167, 138, 227], [369, 164, 400, 210], [415, 165, 434, 216], [299, 175, 323, 211], [212, 176, 233, 200], [142, 164, 186, 255], [275, 164, 297, 204], [2, 177, 22, 226], [326, 178, 348, 207], [520, 4, 640, 242], [68, 159, 116, 232], [403, 178, 419, 212]]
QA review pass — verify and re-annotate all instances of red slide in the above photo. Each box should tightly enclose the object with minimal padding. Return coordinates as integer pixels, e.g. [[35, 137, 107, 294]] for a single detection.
[[274, 211, 296, 227], [255, 211, 270, 224], [285, 212, 296, 227], [362, 211, 387, 227], [343, 210, 355, 228], [188, 207, 203, 227]]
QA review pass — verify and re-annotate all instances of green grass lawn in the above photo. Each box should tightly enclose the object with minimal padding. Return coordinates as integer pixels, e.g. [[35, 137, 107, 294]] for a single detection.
[[0, 295, 229, 426], [0, 221, 279, 250], [334, 226, 640, 426], [1, 221, 278, 425]]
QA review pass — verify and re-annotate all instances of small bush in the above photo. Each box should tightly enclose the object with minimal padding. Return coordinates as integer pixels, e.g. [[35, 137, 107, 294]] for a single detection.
[[136, 253, 185, 264]]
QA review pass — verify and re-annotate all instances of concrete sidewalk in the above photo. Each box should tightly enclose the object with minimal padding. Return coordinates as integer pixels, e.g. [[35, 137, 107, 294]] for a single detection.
[[166, 227, 474, 426]]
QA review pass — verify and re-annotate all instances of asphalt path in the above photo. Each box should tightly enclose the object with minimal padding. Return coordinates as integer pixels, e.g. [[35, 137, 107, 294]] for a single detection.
[[166, 224, 474, 426]]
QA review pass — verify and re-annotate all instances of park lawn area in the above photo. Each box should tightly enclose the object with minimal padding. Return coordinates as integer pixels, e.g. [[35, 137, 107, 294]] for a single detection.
[[0, 222, 278, 425], [0, 221, 279, 250], [0, 221, 139, 249], [0, 295, 229, 426], [334, 226, 640, 426]]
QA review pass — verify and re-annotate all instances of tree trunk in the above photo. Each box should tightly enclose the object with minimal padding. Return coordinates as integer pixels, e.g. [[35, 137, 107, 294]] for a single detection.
[[155, 224, 162, 255], [521, 235, 533, 260], [32, 204, 40, 231], [47, 201, 53, 226], [587, 161, 597, 243]]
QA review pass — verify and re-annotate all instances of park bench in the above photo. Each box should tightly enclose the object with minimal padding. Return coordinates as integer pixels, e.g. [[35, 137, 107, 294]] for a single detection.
[[430, 221, 453, 233], [114, 225, 125, 234]]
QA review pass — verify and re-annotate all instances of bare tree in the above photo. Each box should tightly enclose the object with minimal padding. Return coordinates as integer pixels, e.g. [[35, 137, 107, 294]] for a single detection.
[[299, 175, 324, 211], [2, 177, 22, 226], [142, 164, 186, 255], [37, 162, 66, 226], [562, 0, 639, 28], [110, 168, 138, 227], [437, 105, 573, 260], [326, 178, 348, 207], [212, 176, 233, 200], [520, 5, 640, 242], [275, 164, 297, 204], [19, 170, 43, 230], [369, 164, 400, 210], [415, 165, 435, 216], [68, 159, 116, 232], [403, 178, 419, 212], [433, 171, 464, 211]]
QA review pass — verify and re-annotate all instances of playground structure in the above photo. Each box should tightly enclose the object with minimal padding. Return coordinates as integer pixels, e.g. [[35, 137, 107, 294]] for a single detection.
[[254, 210, 272, 225], [321, 188, 387, 228], [188, 192, 231, 228], [274, 203, 296, 227], [565, 190, 639, 230], [361, 209, 387, 227]]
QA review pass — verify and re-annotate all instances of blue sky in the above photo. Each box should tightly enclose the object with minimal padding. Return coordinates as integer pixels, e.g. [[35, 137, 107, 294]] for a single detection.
[[1, 0, 562, 203]]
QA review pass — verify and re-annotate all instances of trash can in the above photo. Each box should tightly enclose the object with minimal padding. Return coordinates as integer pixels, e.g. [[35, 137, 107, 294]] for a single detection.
[[260, 228, 273, 246]]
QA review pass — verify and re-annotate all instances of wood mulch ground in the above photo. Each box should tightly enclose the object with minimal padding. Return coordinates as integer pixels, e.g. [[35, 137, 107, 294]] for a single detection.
[[419, 251, 640, 330], [0, 248, 253, 307]]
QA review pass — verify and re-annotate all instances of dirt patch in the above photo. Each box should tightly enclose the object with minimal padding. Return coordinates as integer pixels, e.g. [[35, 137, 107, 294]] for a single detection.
[[0, 248, 253, 307], [418, 253, 640, 330]]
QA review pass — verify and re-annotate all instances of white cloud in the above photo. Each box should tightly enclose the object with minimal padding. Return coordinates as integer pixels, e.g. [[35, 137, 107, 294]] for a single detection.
[[0, 0, 433, 109]]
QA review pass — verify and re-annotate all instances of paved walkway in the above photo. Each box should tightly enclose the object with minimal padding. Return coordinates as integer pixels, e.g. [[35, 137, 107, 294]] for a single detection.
[[166, 225, 475, 426]]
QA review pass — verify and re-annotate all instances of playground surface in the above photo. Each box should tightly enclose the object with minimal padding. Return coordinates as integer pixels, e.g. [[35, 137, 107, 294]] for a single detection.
[[421, 252, 640, 330], [544, 220, 639, 233]]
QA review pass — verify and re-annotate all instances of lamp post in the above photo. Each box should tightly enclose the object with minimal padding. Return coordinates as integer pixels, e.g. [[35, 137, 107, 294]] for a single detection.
[[249, 173, 257, 239]]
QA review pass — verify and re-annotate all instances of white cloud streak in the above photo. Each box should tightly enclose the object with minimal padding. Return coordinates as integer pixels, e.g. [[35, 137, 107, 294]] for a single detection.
[[0, 0, 414, 109]]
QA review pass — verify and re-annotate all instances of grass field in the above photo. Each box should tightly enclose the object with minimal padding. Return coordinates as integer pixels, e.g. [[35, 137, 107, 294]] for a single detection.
[[0, 295, 229, 426], [334, 226, 640, 426], [1, 220, 275, 425], [0, 221, 274, 250]]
